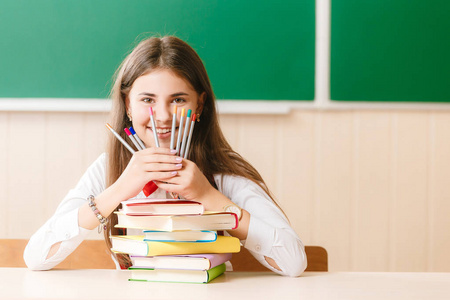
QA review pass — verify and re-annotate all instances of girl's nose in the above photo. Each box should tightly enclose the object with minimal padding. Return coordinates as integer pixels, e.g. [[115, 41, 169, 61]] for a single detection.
[[153, 103, 172, 124]]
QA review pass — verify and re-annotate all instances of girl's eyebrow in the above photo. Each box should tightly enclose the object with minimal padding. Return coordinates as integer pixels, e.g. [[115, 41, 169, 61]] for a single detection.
[[172, 92, 189, 97], [138, 92, 190, 97], [138, 92, 156, 96]]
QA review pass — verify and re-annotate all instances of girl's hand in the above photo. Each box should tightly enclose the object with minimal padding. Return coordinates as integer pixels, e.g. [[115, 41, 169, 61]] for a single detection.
[[154, 159, 215, 202], [112, 148, 182, 200]]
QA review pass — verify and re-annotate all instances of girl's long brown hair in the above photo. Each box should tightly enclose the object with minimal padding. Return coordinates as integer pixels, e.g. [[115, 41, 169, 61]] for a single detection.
[[104, 36, 282, 267]]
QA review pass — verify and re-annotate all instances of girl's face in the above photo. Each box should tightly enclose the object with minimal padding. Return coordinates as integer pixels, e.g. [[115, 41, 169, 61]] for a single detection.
[[127, 69, 204, 149]]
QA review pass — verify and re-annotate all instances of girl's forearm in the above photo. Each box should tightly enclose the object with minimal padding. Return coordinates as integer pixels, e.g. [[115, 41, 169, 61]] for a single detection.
[[196, 187, 249, 240], [77, 183, 127, 230], [197, 186, 281, 271]]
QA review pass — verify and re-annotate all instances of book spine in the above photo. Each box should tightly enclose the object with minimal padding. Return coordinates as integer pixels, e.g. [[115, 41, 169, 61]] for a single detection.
[[231, 213, 239, 230], [208, 253, 232, 269], [205, 263, 226, 283]]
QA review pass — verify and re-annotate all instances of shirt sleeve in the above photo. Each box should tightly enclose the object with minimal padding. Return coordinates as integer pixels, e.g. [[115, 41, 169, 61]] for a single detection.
[[23, 153, 107, 271], [215, 174, 307, 277]]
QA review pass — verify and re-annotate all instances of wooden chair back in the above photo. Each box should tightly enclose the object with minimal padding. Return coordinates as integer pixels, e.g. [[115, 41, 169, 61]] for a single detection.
[[0, 239, 327, 271], [230, 246, 328, 272], [0, 239, 115, 269]]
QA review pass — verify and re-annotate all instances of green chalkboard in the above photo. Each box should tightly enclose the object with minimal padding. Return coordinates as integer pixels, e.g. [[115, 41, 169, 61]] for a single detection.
[[0, 0, 315, 100], [331, 0, 450, 102]]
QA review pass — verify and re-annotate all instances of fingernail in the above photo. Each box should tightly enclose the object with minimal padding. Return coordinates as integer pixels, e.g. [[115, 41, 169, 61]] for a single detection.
[[175, 157, 182, 162], [170, 150, 177, 154], [175, 164, 182, 168], [171, 171, 178, 175]]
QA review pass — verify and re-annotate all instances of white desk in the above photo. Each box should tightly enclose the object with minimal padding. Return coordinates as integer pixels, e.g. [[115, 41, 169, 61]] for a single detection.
[[1, 268, 449, 300]]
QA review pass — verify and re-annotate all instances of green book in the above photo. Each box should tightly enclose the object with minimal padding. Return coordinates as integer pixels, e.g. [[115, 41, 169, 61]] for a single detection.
[[128, 263, 226, 283]]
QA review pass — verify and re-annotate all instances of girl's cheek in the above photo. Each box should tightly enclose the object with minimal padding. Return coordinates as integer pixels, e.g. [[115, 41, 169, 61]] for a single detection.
[[135, 110, 151, 124]]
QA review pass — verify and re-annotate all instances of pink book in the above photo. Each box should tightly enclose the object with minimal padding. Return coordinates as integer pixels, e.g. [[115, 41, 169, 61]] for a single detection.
[[121, 198, 204, 216]]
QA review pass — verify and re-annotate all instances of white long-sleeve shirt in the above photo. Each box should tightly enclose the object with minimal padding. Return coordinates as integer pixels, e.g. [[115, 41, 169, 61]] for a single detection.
[[24, 153, 306, 276]]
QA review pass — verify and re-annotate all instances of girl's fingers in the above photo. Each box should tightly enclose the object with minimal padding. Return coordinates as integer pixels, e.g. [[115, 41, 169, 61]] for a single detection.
[[140, 147, 178, 156], [154, 168, 193, 190], [148, 171, 179, 182], [142, 162, 183, 172], [154, 181, 181, 193], [138, 154, 182, 164], [155, 175, 181, 185]]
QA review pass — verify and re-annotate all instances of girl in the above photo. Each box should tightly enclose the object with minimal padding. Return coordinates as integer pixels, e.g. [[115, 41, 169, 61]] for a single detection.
[[24, 36, 306, 277]]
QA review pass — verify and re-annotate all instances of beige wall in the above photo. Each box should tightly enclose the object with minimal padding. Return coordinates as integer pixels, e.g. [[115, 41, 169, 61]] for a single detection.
[[1, 109, 449, 272]]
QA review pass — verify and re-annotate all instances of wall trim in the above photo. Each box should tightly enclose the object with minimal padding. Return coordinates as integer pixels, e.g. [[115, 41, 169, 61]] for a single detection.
[[1, 98, 450, 114]]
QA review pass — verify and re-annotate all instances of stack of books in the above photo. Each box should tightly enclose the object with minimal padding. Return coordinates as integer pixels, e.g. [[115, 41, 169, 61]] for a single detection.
[[110, 198, 241, 283]]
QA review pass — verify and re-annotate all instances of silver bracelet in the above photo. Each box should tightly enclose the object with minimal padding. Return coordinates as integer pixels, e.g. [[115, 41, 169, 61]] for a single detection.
[[87, 195, 108, 230]]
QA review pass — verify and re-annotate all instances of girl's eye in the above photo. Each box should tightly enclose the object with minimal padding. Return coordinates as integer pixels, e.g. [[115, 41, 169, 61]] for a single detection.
[[173, 98, 186, 104], [142, 98, 155, 103]]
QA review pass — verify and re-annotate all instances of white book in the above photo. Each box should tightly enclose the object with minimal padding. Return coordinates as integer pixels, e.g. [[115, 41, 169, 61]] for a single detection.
[[115, 211, 238, 231]]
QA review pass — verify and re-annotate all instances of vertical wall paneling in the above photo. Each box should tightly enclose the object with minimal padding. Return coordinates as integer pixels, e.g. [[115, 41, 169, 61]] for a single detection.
[[427, 113, 435, 272], [314, 111, 353, 271], [274, 117, 283, 202], [0, 112, 8, 236], [312, 112, 322, 247], [218, 115, 240, 154], [352, 112, 392, 271], [350, 112, 359, 271], [429, 113, 450, 271], [8, 112, 47, 238], [45, 113, 85, 213], [389, 113, 398, 271], [237, 116, 278, 192], [278, 111, 315, 243], [393, 112, 429, 271], [83, 112, 109, 166]]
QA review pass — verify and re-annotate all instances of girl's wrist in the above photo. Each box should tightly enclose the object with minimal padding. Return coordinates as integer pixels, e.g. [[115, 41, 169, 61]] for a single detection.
[[106, 181, 131, 205], [196, 185, 249, 240], [196, 186, 232, 212], [195, 185, 217, 206]]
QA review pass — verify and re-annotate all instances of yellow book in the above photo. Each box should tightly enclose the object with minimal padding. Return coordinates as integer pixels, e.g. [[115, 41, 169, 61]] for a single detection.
[[111, 235, 240, 256]]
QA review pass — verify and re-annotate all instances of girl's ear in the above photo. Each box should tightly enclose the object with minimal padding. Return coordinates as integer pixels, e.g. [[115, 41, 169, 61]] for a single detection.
[[196, 92, 206, 116]]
